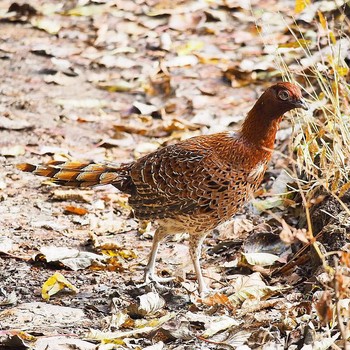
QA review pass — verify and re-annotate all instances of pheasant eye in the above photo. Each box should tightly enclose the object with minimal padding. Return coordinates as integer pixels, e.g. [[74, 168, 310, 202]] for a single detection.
[[278, 90, 290, 101]]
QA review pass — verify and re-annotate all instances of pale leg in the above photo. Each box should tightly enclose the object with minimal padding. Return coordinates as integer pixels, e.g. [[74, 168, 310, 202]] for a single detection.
[[144, 227, 173, 284], [189, 233, 209, 296]]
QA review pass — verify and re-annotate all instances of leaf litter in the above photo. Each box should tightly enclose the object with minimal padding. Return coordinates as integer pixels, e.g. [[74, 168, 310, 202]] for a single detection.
[[0, 0, 349, 349]]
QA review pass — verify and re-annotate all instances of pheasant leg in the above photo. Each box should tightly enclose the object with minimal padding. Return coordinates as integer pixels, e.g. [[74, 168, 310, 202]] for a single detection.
[[144, 228, 174, 284], [189, 233, 209, 295]]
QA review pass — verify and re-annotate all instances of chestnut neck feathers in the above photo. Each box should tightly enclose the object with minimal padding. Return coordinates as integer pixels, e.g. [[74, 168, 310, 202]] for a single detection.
[[240, 82, 306, 150], [241, 106, 282, 150]]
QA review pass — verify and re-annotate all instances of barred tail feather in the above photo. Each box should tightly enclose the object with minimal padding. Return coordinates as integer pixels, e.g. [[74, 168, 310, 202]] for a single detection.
[[16, 161, 123, 188]]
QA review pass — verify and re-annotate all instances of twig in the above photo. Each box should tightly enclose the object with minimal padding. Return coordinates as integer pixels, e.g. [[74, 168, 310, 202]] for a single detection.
[[0, 252, 31, 261], [272, 225, 332, 277], [237, 297, 285, 317], [196, 335, 234, 349], [333, 257, 348, 350]]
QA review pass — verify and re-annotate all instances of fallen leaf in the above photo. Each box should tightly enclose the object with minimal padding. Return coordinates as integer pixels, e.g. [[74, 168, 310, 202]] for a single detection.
[[243, 231, 291, 262], [133, 101, 158, 115], [53, 98, 108, 108], [128, 292, 165, 317], [168, 13, 204, 31], [185, 311, 240, 338], [177, 40, 204, 55], [229, 272, 281, 306], [101, 248, 137, 260], [42, 272, 78, 300], [165, 55, 198, 67], [44, 72, 77, 86], [279, 219, 309, 244], [64, 205, 88, 216], [0, 290, 17, 306], [98, 55, 136, 69], [97, 80, 135, 92], [67, 5, 107, 16], [309, 333, 340, 350], [0, 145, 25, 156], [242, 252, 280, 266], [0, 302, 87, 329], [200, 293, 233, 308], [139, 292, 165, 314], [0, 116, 33, 130], [30, 17, 61, 34], [278, 39, 311, 48], [110, 311, 129, 330], [52, 189, 93, 203], [31, 220, 68, 231], [315, 290, 333, 324], [0, 236, 13, 253], [202, 315, 240, 338], [295, 0, 311, 13], [35, 337, 96, 350], [143, 342, 164, 350], [86, 313, 174, 341], [38, 246, 107, 270]]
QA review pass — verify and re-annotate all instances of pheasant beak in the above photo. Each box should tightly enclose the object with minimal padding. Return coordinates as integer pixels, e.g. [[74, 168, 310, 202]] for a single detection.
[[295, 98, 308, 110]]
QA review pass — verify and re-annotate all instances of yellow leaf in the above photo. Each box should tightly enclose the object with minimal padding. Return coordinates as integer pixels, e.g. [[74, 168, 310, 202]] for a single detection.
[[278, 39, 311, 48], [118, 249, 137, 260], [295, 0, 310, 13], [330, 31, 337, 45], [30, 18, 61, 34], [101, 249, 137, 260], [42, 272, 78, 300], [336, 66, 349, 77], [101, 249, 119, 257], [197, 56, 224, 65], [320, 147, 327, 170], [177, 40, 204, 56], [138, 221, 152, 234], [318, 11, 327, 30], [67, 5, 106, 16], [97, 81, 135, 92], [339, 182, 350, 197]]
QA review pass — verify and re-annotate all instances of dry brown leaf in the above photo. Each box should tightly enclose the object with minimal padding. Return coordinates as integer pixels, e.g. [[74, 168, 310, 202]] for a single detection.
[[64, 205, 88, 216], [315, 291, 333, 325], [168, 13, 204, 31], [52, 189, 94, 203], [199, 293, 233, 309], [279, 219, 309, 244]]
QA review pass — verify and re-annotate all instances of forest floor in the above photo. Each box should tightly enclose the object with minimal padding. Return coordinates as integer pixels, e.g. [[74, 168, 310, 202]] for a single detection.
[[0, 0, 349, 349]]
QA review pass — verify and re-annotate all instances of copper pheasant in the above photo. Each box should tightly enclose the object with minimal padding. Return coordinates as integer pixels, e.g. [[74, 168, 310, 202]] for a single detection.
[[17, 82, 308, 294]]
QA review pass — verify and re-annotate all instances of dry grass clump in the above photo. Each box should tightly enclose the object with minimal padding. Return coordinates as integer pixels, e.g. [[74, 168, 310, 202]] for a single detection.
[[280, 12, 350, 208]]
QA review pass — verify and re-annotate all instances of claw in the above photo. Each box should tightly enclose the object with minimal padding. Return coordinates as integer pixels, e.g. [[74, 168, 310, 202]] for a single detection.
[[199, 286, 210, 298], [137, 271, 174, 291], [144, 269, 174, 287]]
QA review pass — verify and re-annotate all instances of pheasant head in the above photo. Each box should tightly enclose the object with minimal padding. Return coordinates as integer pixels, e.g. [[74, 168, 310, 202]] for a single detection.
[[241, 82, 308, 148]]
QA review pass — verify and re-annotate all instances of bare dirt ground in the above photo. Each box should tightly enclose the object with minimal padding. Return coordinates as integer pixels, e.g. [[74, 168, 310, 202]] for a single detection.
[[0, 1, 349, 349]]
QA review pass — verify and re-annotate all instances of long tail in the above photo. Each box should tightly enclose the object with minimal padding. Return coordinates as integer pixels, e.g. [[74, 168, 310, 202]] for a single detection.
[[17, 160, 128, 188]]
